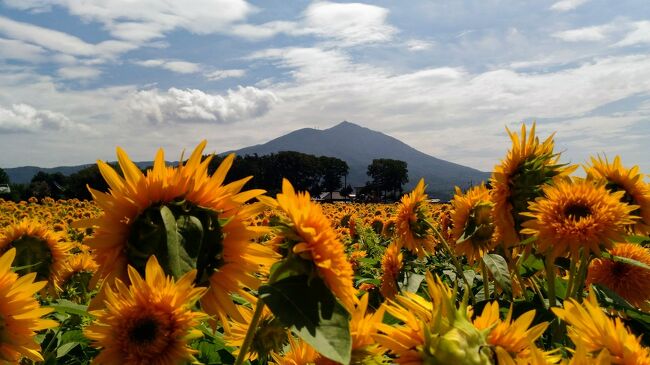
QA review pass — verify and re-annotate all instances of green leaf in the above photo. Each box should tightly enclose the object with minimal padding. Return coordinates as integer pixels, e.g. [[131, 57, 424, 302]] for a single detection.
[[259, 275, 352, 365], [52, 299, 92, 318], [160, 205, 182, 279], [519, 255, 544, 277], [56, 342, 80, 358], [482, 254, 512, 297], [59, 330, 88, 345], [602, 252, 650, 270]]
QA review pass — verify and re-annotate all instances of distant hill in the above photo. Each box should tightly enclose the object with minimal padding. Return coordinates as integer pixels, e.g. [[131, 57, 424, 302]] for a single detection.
[[3, 121, 490, 200], [4, 162, 155, 185], [232, 121, 490, 199]]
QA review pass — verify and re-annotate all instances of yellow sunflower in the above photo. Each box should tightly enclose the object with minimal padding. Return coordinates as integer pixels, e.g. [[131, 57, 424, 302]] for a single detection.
[[521, 179, 638, 259], [58, 251, 99, 303], [553, 291, 650, 364], [224, 305, 288, 361], [587, 243, 650, 309], [271, 336, 319, 365], [84, 255, 207, 365], [451, 184, 496, 264], [374, 272, 492, 364], [380, 241, 403, 300], [0, 248, 58, 363], [586, 155, 650, 235], [77, 141, 278, 325], [263, 179, 357, 311], [394, 178, 436, 258], [0, 219, 72, 290], [473, 302, 551, 364], [348, 293, 388, 364], [491, 123, 575, 247]]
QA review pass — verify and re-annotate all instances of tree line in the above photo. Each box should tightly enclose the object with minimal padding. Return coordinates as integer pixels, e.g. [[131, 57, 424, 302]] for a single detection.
[[0, 152, 409, 202]]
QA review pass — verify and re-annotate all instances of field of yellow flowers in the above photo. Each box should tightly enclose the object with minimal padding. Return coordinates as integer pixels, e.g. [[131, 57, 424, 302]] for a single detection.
[[1, 123, 650, 365]]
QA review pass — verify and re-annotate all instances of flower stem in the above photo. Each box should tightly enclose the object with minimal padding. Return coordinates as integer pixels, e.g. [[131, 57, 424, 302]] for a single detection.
[[426, 220, 475, 305], [480, 259, 490, 300], [545, 255, 557, 308], [564, 256, 577, 301], [234, 298, 265, 365]]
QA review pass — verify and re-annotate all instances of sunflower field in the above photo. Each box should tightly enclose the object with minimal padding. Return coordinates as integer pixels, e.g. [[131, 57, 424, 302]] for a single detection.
[[1, 123, 650, 365]]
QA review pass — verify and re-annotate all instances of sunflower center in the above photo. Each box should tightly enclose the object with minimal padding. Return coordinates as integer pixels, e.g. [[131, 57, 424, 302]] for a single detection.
[[10, 235, 54, 282], [610, 261, 630, 278], [564, 203, 592, 221], [606, 182, 641, 217], [127, 200, 225, 285], [252, 318, 288, 360], [129, 317, 160, 345]]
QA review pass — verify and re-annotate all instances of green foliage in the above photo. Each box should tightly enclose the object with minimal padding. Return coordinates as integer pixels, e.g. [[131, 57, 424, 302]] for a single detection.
[[365, 158, 408, 201]]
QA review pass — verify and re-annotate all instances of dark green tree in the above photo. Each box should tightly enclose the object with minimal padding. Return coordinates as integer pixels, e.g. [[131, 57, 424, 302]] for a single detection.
[[66, 164, 114, 200], [366, 158, 408, 200], [319, 156, 349, 194], [0, 167, 9, 184]]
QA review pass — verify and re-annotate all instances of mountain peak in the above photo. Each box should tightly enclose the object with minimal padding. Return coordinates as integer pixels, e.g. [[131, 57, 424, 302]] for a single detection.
[[232, 121, 489, 199]]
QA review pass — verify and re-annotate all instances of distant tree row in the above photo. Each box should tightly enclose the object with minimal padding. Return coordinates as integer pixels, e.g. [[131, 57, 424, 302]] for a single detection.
[[0, 154, 411, 202], [207, 151, 349, 197]]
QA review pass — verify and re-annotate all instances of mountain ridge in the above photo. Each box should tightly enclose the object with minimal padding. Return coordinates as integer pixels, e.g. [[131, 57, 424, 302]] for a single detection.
[[4, 121, 490, 199]]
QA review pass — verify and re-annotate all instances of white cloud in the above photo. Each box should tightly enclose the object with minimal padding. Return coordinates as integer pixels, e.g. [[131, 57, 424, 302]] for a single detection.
[[301, 1, 397, 46], [4, 0, 255, 43], [57, 66, 102, 79], [127, 86, 278, 124], [0, 15, 136, 62], [405, 39, 434, 51], [550, 0, 590, 12], [552, 25, 611, 42], [615, 21, 650, 47], [0, 103, 85, 132], [231, 2, 396, 46], [0, 37, 47, 62], [134, 59, 201, 74], [205, 69, 246, 81]]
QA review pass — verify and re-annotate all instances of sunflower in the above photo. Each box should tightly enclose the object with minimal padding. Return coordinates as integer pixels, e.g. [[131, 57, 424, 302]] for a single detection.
[[451, 185, 496, 264], [262, 179, 357, 311], [394, 178, 436, 258], [0, 219, 72, 290], [553, 291, 650, 364], [270, 336, 319, 365], [84, 255, 207, 365], [473, 302, 551, 364], [586, 243, 650, 309], [348, 293, 388, 364], [224, 305, 288, 362], [59, 251, 99, 303], [0, 248, 58, 363], [491, 123, 575, 247], [77, 141, 277, 324], [521, 179, 638, 259], [586, 155, 650, 235], [374, 272, 492, 364], [380, 241, 403, 300]]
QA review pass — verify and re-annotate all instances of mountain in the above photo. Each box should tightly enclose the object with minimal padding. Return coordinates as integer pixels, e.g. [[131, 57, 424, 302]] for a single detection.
[[232, 121, 490, 199], [4, 162, 155, 185], [3, 121, 490, 200]]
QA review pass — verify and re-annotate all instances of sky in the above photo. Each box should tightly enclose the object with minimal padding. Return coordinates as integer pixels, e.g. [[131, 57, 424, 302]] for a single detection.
[[0, 0, 649, 175]]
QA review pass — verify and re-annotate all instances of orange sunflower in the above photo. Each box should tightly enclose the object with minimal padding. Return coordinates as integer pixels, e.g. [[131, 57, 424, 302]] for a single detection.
[[586, 155, 650, 235], [262, 179, 357, 311], [84, 255, 207, 365], [473, 302, 552, 364], [451, 184, 496, 264], [553, 291, 650, 364], [394, 178, 436, 258], [374, 272, 492, 364], [0, 248, 58, 363], [587, 243, 650, 309], [0, 219, 72, 290], [491, 123, 575, 247], [380, 241, 403, 300], [521, 179, 638, 259], [77, 141, 278, 325], [224, 305, 287, 362]]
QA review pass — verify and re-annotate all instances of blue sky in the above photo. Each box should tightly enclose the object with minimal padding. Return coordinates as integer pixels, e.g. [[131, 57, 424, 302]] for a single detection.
[[0, 0, 649, 175]]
